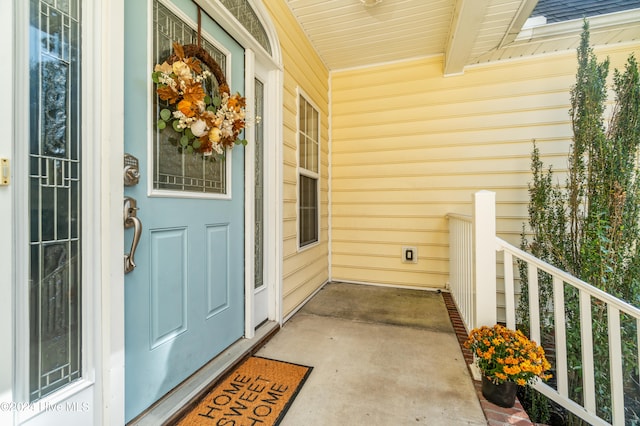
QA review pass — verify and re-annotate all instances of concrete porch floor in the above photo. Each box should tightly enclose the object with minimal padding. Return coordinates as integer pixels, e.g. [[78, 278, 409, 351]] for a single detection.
[[256, 282, 487, 425], [135, 281, 537, 425]]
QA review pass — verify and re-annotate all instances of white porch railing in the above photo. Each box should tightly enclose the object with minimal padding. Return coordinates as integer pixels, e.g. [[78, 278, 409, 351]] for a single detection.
[[447, 191, 498, 331], [447, 191, 640, 426]]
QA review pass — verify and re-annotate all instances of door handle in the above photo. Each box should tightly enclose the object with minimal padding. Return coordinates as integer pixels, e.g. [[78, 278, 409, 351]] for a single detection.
[[124, 197, 142, 273]]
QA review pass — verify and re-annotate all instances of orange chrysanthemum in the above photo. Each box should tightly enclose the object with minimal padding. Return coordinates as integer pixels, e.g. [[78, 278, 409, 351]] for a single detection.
[[465, 324, 551, 386]]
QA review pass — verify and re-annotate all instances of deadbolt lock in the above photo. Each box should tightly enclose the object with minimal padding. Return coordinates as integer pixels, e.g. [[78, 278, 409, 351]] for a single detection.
[[124, 154, 140, 186]]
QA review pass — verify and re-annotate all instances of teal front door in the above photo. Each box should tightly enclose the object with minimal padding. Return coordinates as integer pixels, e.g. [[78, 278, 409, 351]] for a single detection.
[[123, 0, 245, 421]]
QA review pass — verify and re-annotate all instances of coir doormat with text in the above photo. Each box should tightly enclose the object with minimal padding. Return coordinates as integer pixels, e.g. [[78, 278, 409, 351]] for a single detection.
[[177, 356, 312, 426]]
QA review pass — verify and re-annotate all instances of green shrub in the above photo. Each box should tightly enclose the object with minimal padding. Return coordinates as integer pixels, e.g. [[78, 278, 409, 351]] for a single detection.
[[519, 20, 640, 425]]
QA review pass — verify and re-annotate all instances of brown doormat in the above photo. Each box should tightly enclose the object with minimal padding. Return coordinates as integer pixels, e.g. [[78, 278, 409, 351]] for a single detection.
[[177, 356, 313, 426]]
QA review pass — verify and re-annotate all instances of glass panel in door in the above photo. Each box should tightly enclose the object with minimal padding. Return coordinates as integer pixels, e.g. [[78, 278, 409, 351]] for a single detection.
[[153, 2, 228, 194], [254, 78, 264, 290], [253, 76, 268, 327], [28, 0, 82, 402]]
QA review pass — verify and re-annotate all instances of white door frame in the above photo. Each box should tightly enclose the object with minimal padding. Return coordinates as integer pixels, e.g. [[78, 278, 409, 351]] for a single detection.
[[100, 1, 126, 424], [192, 0, 284, 338], [6, 0, 125, 425], [244, 50, 283, 333], [0, 0, 15, 421]]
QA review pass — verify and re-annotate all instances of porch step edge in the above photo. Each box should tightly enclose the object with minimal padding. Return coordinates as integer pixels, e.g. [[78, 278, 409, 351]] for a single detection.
[[127, 321, 280, 426]]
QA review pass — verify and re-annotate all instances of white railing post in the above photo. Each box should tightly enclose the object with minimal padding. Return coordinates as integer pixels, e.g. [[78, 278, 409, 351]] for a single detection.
[[473, 191, 497, 327]]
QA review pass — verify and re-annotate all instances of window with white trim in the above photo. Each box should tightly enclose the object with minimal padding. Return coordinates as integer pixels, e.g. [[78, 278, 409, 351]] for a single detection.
[[298, 94, 319, 248]]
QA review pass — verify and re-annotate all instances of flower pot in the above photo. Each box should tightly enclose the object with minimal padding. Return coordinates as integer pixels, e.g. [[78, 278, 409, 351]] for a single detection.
[[481, 376, 518, 408]]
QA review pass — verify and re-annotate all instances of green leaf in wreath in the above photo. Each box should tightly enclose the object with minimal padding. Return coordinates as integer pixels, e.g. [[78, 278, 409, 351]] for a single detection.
[[180, 135, 189, 147], [160, 108, 172, 121], [157, 120, 166, 130], [204, 95, 212, 105], [152, 71, 161, 84], [192, 139, 201, 149], [212, 96, 222, 107], [185, 128, 194, 139], [186, 146, 194, 154], [206, 106, 216, 112], [173, 120, 183, 132], [235, 139, 248, 146]]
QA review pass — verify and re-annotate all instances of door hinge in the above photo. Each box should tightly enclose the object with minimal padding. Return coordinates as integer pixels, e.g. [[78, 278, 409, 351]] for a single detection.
[[0, 158, 9, 186]]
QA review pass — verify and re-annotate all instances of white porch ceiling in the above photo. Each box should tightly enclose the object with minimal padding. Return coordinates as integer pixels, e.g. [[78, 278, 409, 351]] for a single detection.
[[285, 0, 456, 70], [284, 0, 640, 74]]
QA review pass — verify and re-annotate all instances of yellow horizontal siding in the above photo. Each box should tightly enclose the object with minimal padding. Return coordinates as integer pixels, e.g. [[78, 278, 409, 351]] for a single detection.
[[333, 252, 448, 272], [339, 127, 574, 151], [266, 0, 330, 316], [331, 42, 640, 289], [332, 188, 532, 204], [332, 266, 447, 288], [333, 229, 448, 245], [332, 215, 446, 230], [334, 240, 448, 257]]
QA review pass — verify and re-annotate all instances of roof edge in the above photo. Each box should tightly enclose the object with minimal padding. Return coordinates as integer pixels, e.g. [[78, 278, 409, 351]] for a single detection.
[[515, 8, 640, 43]]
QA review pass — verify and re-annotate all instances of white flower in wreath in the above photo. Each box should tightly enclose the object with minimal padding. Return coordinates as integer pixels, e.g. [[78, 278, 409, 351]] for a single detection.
[[221, 121, 234, 139], [190, 119, 208, 137], [212, 143, 224, 156], [172, 61, 192, 82]]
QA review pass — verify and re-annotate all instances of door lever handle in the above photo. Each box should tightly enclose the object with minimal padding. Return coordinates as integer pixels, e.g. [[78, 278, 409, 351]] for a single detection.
[[124, 197, 142, 273]]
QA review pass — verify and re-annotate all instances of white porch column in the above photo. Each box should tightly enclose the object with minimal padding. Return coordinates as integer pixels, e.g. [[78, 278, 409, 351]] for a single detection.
[[473, 191, 497, 327]]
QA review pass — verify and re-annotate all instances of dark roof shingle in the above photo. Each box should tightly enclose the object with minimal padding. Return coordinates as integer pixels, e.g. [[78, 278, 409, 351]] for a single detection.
[[531, 0, 640, 23]]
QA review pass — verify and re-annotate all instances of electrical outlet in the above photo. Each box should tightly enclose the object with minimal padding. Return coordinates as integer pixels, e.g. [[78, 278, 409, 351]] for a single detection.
[[402, 246, 417, 264]]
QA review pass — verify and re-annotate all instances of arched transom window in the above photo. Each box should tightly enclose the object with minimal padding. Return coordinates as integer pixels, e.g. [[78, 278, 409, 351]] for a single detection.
[[219, 0, 272, 55]]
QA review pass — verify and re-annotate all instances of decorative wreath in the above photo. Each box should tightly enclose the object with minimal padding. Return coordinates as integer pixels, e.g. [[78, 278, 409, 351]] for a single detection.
[[152, 42, 246, 157]]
